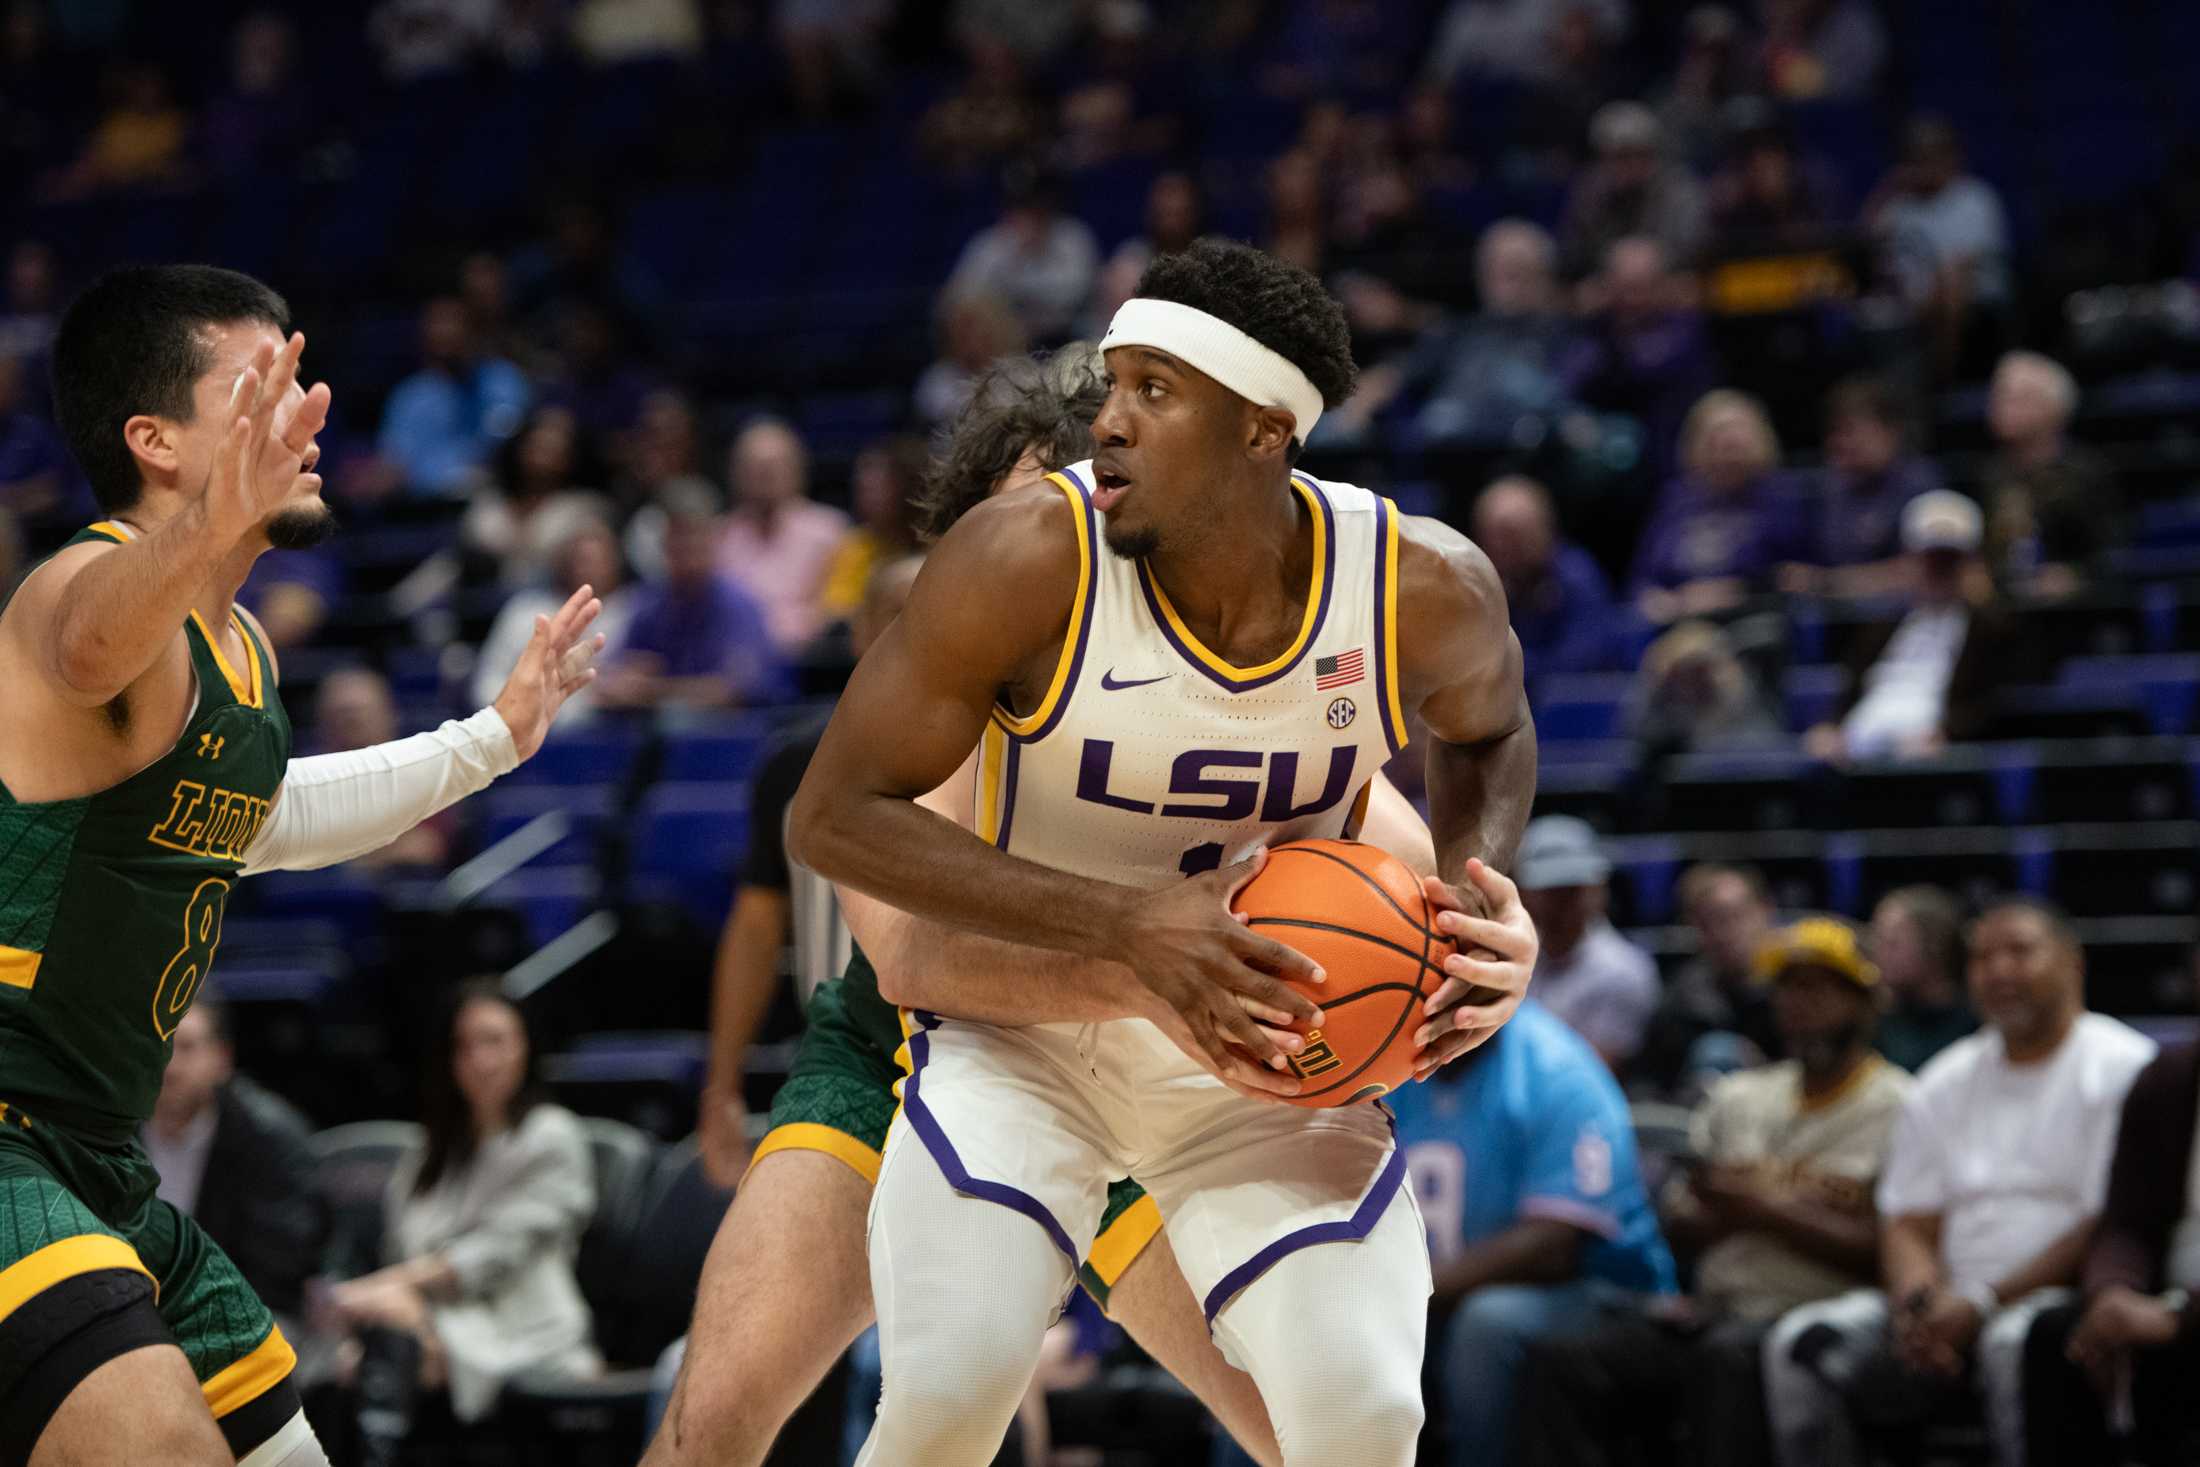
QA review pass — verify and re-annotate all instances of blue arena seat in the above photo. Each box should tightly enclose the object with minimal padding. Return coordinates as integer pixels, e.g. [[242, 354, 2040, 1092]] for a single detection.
[[657, 714, 781, 784], [633, 783, 752, 925], [505, 725, 643, 787], [1531, 673, 1635, 742], [478, 783, 620, 868]]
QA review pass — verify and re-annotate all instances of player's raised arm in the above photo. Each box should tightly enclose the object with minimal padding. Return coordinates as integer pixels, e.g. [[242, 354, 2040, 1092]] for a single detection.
[[18, 333, 328, 706], [1392, 515, 1542, 1075], [238, 586, 604, 874], [790, 486, 1326, 1076]]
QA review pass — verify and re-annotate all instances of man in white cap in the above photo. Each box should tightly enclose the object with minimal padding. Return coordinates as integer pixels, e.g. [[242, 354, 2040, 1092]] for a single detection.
[[1804, 489, 2011, 763], [1516, 815, 1660, 1071]]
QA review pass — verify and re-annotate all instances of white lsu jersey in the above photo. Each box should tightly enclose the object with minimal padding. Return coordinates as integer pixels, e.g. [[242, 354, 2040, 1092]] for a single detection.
[[969, 460, 1409, 886]]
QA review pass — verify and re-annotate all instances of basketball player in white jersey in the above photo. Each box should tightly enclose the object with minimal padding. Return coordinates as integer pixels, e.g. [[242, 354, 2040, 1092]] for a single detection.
[[790, 241, 1539, 1466], [648, 348, 1492, 1467]]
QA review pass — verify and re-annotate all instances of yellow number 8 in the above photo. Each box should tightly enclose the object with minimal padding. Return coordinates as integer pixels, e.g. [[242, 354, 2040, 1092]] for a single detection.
[[153, 877, 230, 1040]]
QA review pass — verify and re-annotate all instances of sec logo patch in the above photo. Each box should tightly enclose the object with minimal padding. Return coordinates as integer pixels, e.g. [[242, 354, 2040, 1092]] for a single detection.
[[1326, 697, 1357, 729]]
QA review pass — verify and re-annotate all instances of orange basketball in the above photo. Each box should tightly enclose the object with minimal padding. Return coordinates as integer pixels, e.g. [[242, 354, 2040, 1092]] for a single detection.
[[1229, 838, 1456, 1108]]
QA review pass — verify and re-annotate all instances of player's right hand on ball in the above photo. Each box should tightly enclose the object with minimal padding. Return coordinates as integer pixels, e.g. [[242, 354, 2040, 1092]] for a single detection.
[[203, 332, 331, 546], [1118, 848, 1326, 1098]]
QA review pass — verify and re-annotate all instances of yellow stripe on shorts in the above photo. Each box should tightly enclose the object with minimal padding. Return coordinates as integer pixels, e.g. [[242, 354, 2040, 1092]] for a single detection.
[[750, 1122, 882, 1186], [202, 1324, 296, 1419], [1083, 1195, 1164, 1291]]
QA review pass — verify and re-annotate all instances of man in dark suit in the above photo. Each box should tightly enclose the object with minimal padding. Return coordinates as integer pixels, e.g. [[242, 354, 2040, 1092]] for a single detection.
[[142, 996, 328, 1323]]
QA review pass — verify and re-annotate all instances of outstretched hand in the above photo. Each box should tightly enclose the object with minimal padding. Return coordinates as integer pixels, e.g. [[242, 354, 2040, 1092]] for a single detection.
[[493, 584, 606, 761], [202, 333, 331, 547], [1411, 857, 1536, 1079]]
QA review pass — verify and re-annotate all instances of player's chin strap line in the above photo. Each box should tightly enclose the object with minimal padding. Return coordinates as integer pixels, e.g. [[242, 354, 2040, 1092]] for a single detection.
[[1100, 298, 1325, 441], [239, 707, 517, 875]]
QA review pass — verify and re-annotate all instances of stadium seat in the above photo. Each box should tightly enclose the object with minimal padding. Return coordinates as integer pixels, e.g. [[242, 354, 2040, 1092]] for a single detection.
[[542, 1032, 712, 1142], [1840, 751, 2002, 829], [1531, 672, 1634, 742], [1643, 752, 1821, 834], [506, 726, 643, 787], [1531, 758, 1632, 833], [2048, 823, 2200, 919], [478, 783, 621, 869], [1852, 828, 2022, 914], [656, 714, 781, 784], [2028, 738, 2197, 823], [633, 783, 751, 927], [576, 1117, 660, 1307], [310, 1121, 422, 1280]]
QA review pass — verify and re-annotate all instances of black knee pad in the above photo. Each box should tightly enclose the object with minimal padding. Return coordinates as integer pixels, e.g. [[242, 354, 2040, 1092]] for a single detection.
[[0, 1267, 168, 1467]]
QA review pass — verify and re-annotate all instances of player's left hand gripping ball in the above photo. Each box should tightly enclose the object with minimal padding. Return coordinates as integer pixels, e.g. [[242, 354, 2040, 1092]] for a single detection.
[[494, 583, 607, 762], [1412, 858, 1537, 1078]]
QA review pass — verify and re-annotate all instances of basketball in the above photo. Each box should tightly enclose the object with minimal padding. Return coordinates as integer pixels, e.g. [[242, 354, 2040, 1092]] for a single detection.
[[1229, 839, 1457, 1108]]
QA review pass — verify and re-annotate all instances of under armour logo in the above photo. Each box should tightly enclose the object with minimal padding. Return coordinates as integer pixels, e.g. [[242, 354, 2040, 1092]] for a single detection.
[[197, 733, 224, 760]]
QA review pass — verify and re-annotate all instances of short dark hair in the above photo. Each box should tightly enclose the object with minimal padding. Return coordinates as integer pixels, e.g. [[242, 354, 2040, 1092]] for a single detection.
[[1129, 239, 1357, 458], [1679, 862, 1771, 912], [915, 344, 1108, 542], [1826, 373, 1908, 432], [1974, 894, 2080, 951], [51, 265, 291, 514], [1879, 884, 1965, 981]]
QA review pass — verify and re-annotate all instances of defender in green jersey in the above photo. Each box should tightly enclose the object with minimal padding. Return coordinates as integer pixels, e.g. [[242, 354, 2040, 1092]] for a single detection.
[[0, 267, 602, 1467]]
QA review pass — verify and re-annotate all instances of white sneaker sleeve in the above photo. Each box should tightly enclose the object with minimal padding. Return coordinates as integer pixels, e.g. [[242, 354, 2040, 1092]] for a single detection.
[[239, 707, 520, 875]]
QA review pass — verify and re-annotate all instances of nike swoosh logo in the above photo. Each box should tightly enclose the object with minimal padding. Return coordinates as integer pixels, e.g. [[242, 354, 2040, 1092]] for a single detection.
[[1100, 669, 1170, 692]]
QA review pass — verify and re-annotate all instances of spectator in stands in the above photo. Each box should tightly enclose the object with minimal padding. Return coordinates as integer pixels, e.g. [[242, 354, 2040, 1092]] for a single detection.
[[0, 348, 73, 531], [1864, 117, 2012, 374], [1981, 349, 2119, 598], [1055, 0, 1181, 168], [506, 197, 666, 348], [603, 486, 786, 710], [1763, 898, 2157, 1467], [569, 0, 704, 63], [1804, 490, 2013, 763], [144, 999, 326, 1327], [1782, 374, 1941, 599], [473, 512, 635, 717], [1562, 102, 1707, 277], [1560, 234, 1720, 479], [1425, 0, 1630, 89], [46, 60, 190, 198], [775, 0, 890, 118], [944, 163, 1101, 343], [1471, 475, 1617, 677], [1760, 0, 1886, 100], [1327, 128, 1472, 356], [0, 240, 59, 369], [1657, 5, 1752, 170], [312, 669, 456, 869], [1086, 171, 1205, 335], [1708, 111, 1843, 257], [377, 295, 531, 498], [539, 298, 658, 441], [1515, 815, 1660, 1070], [697, 552, 925, 1183], [1262, 147, 1330, 277], [1869, 886, 1976, 1074], [1386, 997, 1675, 1467], [1516, 917, 1910, 1467], [821, 434, 925, 622], [368, 0, 499, 80], [716, 416, 847, 654], [202, 11, 309, 181], [461, 404, 612, 589], [2024, 1032, 2200, 1465], [1639, 863, 1782, 1099], [615, 388, 718, 582], [914, 290, 1027, 428], [1628, 618, 1787, 757], [1631, 390, 1807, 624], [328, 981, 599, 1438], [1326, 220, 1576, 447], [918, 34, 1045, 174]]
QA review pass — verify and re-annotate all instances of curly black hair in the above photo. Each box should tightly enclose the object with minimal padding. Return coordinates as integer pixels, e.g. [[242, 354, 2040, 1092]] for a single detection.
[[914, 344, 1107, 542], [1129, 239, 1358, 427]]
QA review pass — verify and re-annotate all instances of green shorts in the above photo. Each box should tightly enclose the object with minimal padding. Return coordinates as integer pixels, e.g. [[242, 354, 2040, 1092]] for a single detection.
[[751, 985, 1160, 1307], [0, 1104, 295, 1448]]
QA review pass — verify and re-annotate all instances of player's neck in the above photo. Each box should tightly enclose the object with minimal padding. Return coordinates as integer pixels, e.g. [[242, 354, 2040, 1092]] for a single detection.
[[1144, 472, 1310, 644]]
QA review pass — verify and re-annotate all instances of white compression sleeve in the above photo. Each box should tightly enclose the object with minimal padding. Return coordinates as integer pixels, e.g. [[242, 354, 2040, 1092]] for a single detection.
[[236, 1410, 331, 1467], [239, 707, 519, 875]]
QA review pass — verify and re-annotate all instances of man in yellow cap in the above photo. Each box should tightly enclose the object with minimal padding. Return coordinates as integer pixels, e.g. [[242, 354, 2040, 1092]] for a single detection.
[[1512, 916, 1910, 1467]]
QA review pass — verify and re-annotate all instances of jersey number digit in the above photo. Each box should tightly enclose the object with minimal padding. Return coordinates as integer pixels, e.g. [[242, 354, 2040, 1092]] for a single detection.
[[1178, 841, 1226, 878], [153, 877, 229, 1040]]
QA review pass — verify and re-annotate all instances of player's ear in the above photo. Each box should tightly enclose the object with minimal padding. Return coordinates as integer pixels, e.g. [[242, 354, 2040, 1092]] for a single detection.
[[1248, 404, 1296, 463], [123, 413, 182, 481]]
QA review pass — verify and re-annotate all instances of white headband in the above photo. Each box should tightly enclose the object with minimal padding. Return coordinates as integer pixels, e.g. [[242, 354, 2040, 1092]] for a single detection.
[[1101, 297, 1325, 441]]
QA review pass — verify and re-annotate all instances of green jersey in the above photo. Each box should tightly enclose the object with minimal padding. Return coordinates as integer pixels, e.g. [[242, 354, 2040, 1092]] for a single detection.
[[0, 524, 290, 1142]]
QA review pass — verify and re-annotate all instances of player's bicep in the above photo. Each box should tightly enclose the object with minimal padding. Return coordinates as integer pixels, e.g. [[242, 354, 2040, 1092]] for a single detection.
[[1397, 517, 1529, 748], [3, 544, 110, 705]]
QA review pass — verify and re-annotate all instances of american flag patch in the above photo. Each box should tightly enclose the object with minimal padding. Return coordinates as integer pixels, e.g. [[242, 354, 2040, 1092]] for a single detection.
[[1314, 648, 1365, 690]]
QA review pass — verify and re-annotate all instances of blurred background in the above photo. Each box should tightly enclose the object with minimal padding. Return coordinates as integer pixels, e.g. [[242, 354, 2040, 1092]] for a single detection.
[[7, 0, 2200, 1463]]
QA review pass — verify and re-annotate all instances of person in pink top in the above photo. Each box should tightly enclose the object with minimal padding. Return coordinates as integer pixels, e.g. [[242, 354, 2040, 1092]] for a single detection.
[[715, 416, 849, 654]]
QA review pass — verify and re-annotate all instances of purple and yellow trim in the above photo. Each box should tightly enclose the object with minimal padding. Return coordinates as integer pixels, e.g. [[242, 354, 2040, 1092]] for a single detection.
[[749, 1122, 884, 1186], [1372, 496, 1409, 756], [894, 1009, 1079, 1262], [991, 470, 1100, 744], [1138, 476, 1335, 693], [1200, 1126, 1407, 1327]]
